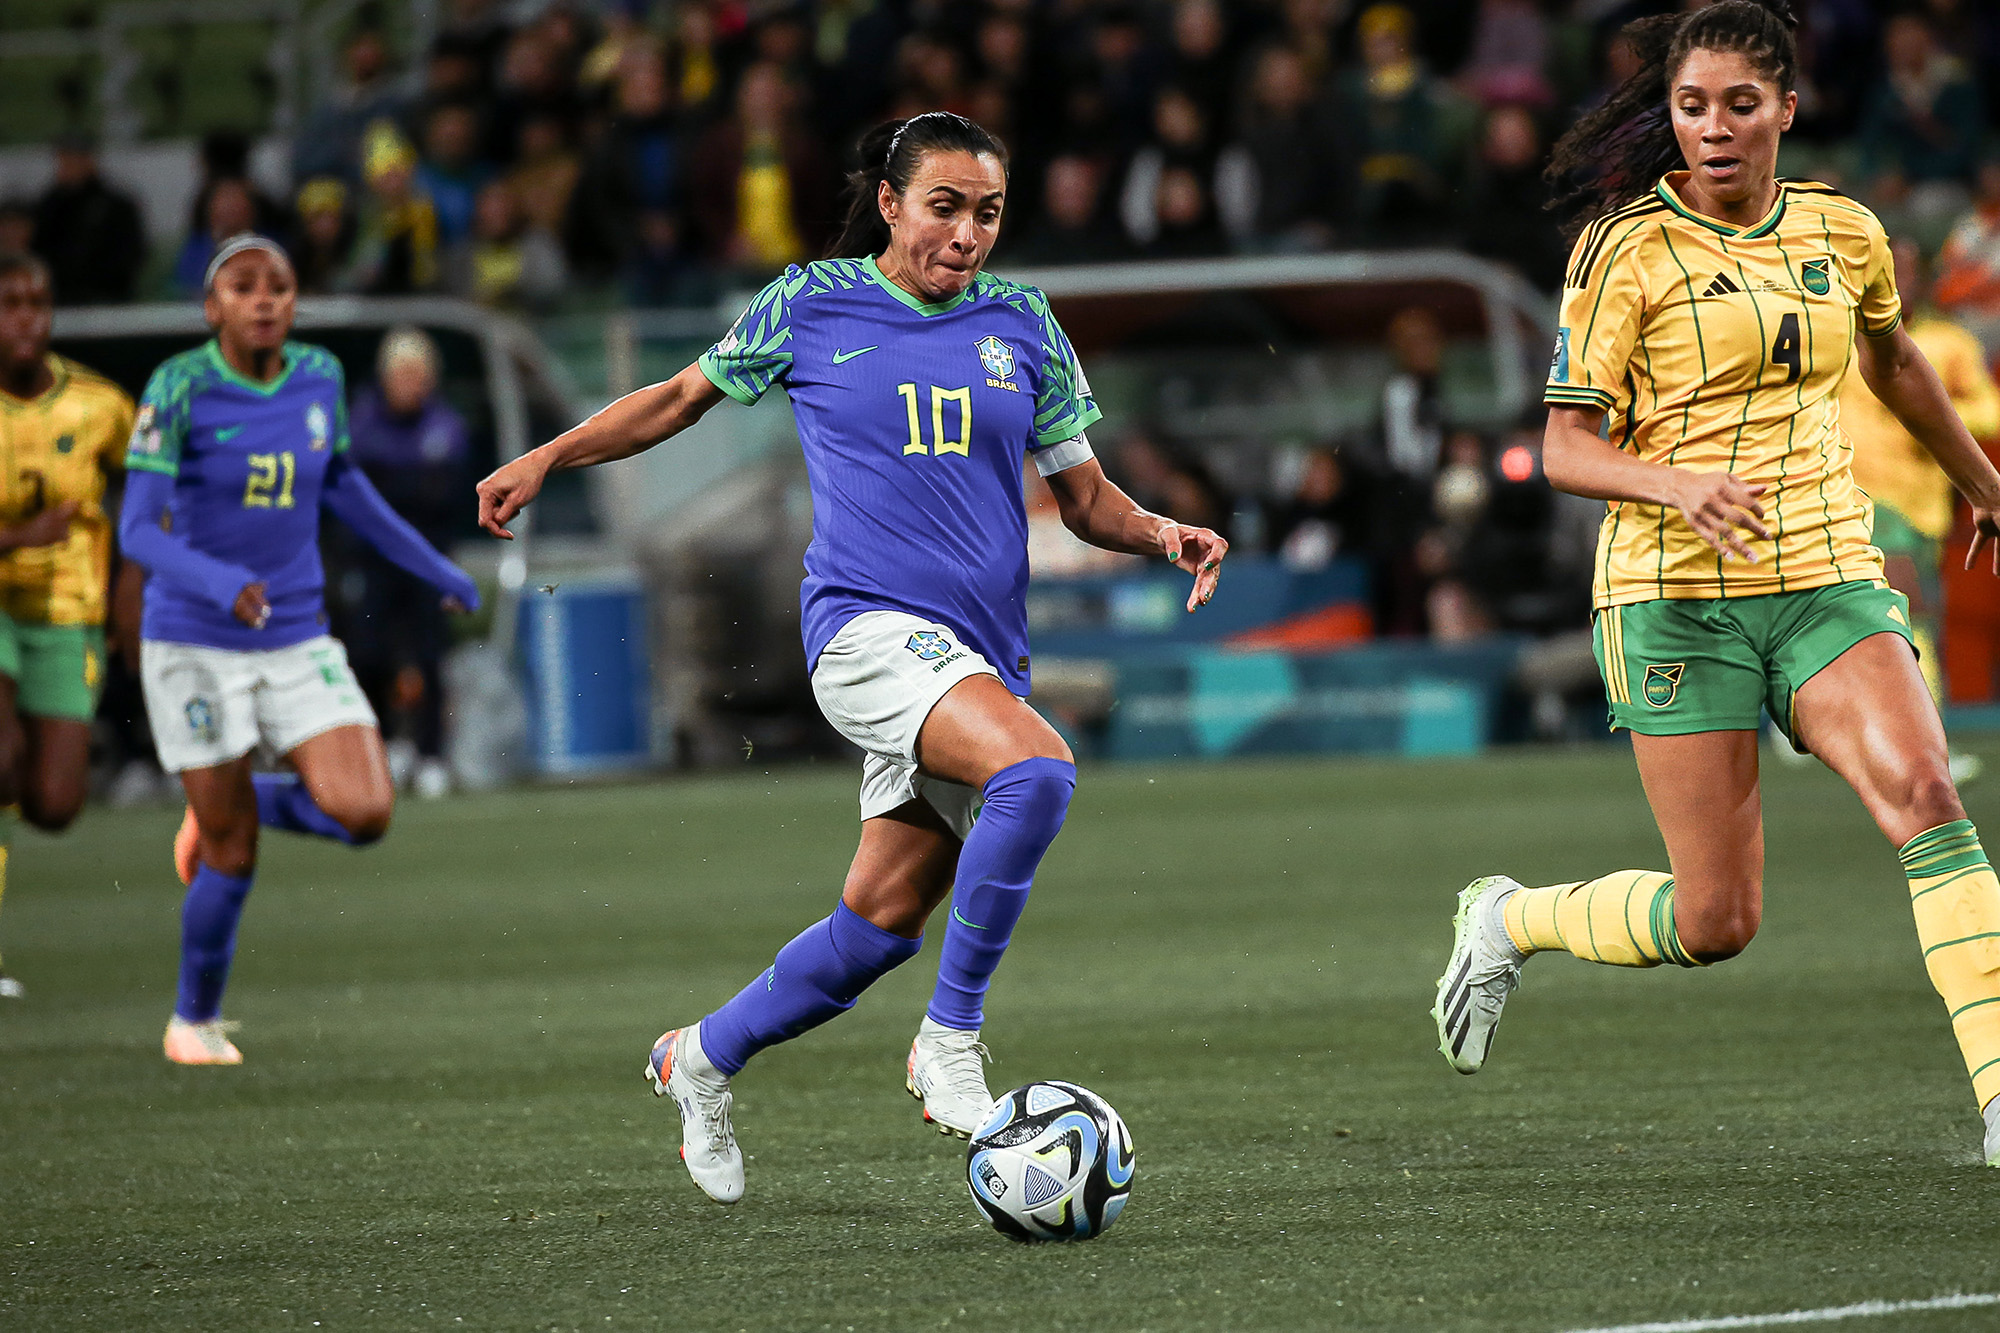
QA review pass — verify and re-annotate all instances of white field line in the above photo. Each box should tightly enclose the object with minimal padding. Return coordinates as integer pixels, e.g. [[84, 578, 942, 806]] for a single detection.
[[1563, 1292, 2000, 1333]]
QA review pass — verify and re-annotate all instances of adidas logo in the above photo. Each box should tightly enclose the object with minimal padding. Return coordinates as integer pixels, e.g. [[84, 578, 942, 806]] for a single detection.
[[1702, 272, 1742, 297]]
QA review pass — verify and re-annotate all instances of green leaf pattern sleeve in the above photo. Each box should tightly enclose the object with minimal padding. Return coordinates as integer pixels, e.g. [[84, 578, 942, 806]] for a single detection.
[[1031, 300, 1103, 447], [698, 268, 802, 405], [126, 358, 192, 476]]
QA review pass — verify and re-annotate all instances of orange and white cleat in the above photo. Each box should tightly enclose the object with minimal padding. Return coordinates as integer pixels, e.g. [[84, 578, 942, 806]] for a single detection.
[[164, 1015, 243, 1065], [644, 1025, 742, 1203], [173, 806, 200, 886], [906, 1016, 995, 1138]]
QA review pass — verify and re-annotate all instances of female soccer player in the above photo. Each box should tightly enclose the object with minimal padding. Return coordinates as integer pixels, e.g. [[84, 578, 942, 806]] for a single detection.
[[120, 235, 479, 1065], [1432, 0, 2000, 1167], [477, 113, 1228, 1203], [0, 251, 138, 998]]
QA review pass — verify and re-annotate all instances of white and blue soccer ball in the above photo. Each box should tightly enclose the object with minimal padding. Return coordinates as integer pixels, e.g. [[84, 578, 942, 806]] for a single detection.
[[966, 1080, 1134, 1242]]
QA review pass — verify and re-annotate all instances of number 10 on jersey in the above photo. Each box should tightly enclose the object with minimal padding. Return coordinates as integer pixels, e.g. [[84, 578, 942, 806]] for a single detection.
[[898, 383, 971, 458]]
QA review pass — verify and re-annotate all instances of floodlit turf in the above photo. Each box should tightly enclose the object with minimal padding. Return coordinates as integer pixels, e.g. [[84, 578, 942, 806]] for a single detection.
[[6, 746, 2000, 1332]]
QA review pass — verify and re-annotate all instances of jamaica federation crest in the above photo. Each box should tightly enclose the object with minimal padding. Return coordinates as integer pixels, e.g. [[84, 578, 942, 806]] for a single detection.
[[1643, 663, 1685, 708], [1800, 257, 1831, 297]]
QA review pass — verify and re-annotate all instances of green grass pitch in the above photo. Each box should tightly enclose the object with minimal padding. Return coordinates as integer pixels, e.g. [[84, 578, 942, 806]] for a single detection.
[[6, 747, 2000, 1331]]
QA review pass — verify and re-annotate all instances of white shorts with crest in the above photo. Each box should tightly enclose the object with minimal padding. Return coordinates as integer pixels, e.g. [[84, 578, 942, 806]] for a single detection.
[[809, 610, 1000, 840], [142, 635, 378, 773]]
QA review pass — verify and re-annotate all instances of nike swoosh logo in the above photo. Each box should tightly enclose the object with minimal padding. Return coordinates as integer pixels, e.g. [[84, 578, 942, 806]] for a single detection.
[[216, 425, 245, 442], [831, 346, 878, 364], [952, 907, 988, 930]]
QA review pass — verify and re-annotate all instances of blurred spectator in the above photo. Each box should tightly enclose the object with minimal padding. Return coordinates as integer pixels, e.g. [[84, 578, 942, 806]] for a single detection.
[[336, 326, 470, 799], [173, 177, 260, 297], [888, 30, 972, 120], [30, 137, 144, 305], [1860, 13, 1985, 238], [1007, 155, 1128, 266], [1280, 0, 1349, 84], [1121, 88, 1226, 256], [1935, 158, 2000, 354], [446, 180, 566, 311], [293, 178, 356, 296], [1459, 104, 1565, 292], [350, 122, 440, 295], [578, 1, 652, 93], [1379, 306, 1447, 484], [570, 46, 693, 304], [424, 32, 490, 106], [1217, 45, 1344, 253], [1337, 4, 1455, 244], [417, 103, 494, 246], [436, 0, 513, 94], [691, 62, 833, 273], [1024, 457, 1134, 578], [0, 203, 34, 257], [1419, 431, 1498, 641], [296, 27, 408, 184], [488, 23, 582, 164], [187, 132, 289, 240], [1104, 432, 1233, 541], [1165, 0, 1238, 133], [1268, 447, 1384, 572], [1458, 0, 1552, 109], [504, 116, 581, 240]]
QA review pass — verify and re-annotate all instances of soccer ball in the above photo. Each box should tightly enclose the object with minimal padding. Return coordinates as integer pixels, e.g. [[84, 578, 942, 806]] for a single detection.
[[965, 1080, 1134, 1242]]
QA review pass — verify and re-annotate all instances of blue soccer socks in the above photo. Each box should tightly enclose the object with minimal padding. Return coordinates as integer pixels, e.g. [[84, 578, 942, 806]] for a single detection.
[[928, 756, 1076, 1030], [699, 901, 923, 1076], [254, 774, 366, 845], [175, 865, 256, 1022]]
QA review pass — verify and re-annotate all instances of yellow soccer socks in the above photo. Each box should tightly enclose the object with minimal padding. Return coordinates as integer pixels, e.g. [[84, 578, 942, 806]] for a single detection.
[[1501, 870, 1699, 968], [1901, 820, 2000, 1116]]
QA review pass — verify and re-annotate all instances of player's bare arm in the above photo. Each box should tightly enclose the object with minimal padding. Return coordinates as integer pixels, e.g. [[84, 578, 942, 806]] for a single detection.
[[1855, 325, 2000, 570], [1542, 405, 1771, 562], [1043, 457, 1227, 610], [476, 363, 727, 539], [0, 501, 80, 553]]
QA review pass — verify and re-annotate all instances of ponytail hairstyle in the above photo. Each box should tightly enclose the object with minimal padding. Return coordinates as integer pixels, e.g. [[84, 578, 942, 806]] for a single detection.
[[1546, 0, 1798, 236], [827, 112, 1012, 259]]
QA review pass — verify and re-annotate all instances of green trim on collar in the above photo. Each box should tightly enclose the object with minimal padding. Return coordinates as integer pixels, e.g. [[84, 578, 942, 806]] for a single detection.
[[204, 339, 296, 396], [863, 255, 977, 316], [1654, 175, 1787, 239]]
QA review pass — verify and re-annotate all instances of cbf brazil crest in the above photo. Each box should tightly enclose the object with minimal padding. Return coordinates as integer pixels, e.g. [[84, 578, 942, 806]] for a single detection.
[[976, 336, 1016, 381]]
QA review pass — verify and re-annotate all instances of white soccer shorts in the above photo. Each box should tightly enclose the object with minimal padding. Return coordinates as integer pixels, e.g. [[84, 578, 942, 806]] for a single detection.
[[809, 610, 1001, 839], [141, 635, 378, 773]]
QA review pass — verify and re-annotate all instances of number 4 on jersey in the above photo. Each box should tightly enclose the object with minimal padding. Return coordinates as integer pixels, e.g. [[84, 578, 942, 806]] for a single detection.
[[1770, 312, 1802, 385]]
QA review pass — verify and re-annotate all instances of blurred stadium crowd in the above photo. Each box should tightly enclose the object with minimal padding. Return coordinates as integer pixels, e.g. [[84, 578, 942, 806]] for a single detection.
[[4, 0, 1996, 313]]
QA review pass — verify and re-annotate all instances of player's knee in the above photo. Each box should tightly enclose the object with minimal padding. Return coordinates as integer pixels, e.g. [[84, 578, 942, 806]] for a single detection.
[[984, 756, 1076, 824], [333, 793, 393, 845], [1900, 763, 1965, 835], [198, 823, 258, 878], [1674, 890, 1760, 962], [22, 788, 83, 833]]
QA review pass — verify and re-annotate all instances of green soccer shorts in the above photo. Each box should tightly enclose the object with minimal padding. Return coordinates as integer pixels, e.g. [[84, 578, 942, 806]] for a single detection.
[[1593, 582, 1915, 744], [0, 613, 105, 722]]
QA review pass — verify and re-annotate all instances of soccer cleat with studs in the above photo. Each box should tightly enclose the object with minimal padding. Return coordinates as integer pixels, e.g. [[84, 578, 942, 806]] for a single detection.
[[0, 972, 22, 1000], [645, 1026, 744, 1203], [1985, 1098, 1999, 1169], [1433, 876, 1529, 1075], [906, 1016, 996, 1138], [164, 1015, 243, 1065]]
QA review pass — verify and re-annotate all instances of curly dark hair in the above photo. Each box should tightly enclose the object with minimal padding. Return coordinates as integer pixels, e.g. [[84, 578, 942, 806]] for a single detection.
[[1546, 0, 1798, 238]]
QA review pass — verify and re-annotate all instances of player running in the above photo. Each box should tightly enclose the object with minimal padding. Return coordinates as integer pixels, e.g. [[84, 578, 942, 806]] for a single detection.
[[0, 252, 138, 998], [119, 234, 479, 1065], [1432, 0, 2000, 1167], [477, 112, 1227, 1203]]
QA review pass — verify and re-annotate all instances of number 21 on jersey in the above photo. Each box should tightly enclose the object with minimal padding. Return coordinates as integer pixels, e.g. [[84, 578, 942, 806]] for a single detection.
[[243, 451, 296, 508], [898, 383, 971, 458]]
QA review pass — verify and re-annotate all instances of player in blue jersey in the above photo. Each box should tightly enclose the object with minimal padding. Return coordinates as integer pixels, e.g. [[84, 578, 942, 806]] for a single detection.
[[119, 235, 480, 1065], [478, 113, 1228, 1203]]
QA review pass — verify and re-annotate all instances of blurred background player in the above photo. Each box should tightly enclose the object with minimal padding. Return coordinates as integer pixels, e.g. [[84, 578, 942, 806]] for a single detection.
[[477, 113, 1227, 1204], [331, 326, 470, 798], [0, 252, 137, 998], [1840, 237, 2000, 783], [1432, 0, 2000, 1167], [119, 235, 479, 1065]]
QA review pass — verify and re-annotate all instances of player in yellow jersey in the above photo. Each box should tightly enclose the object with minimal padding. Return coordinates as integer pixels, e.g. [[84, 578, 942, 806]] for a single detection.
[[1430, 0, 2000, 1167], [1839, 238, 2000, 780], [0, 252, 137, 997]]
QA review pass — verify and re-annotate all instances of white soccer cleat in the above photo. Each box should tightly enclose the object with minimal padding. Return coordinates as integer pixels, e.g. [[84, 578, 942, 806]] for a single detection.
[[907, 1015, 996, 1138], [164, 1016, 243, 1065], [1985, 1098, 1999, 1169], [0, 972, 22, 1000], [645, 1026, 743, 1204], [1434, 876, 1529, 1075]]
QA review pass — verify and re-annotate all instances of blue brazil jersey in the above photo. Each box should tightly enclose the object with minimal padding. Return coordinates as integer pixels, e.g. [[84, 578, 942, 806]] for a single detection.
[[126, 340, 350, 650], [699, 256, 1101, 695]]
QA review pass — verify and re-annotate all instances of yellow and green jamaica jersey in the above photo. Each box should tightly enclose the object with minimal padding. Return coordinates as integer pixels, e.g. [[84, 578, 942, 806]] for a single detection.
[[0, 354, 134, 627], [1545, 173, 1899, 609]]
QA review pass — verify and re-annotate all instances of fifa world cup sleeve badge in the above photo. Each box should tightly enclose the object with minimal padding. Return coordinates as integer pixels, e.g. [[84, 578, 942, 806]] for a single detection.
[[1549, 328, 1571, 383]]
